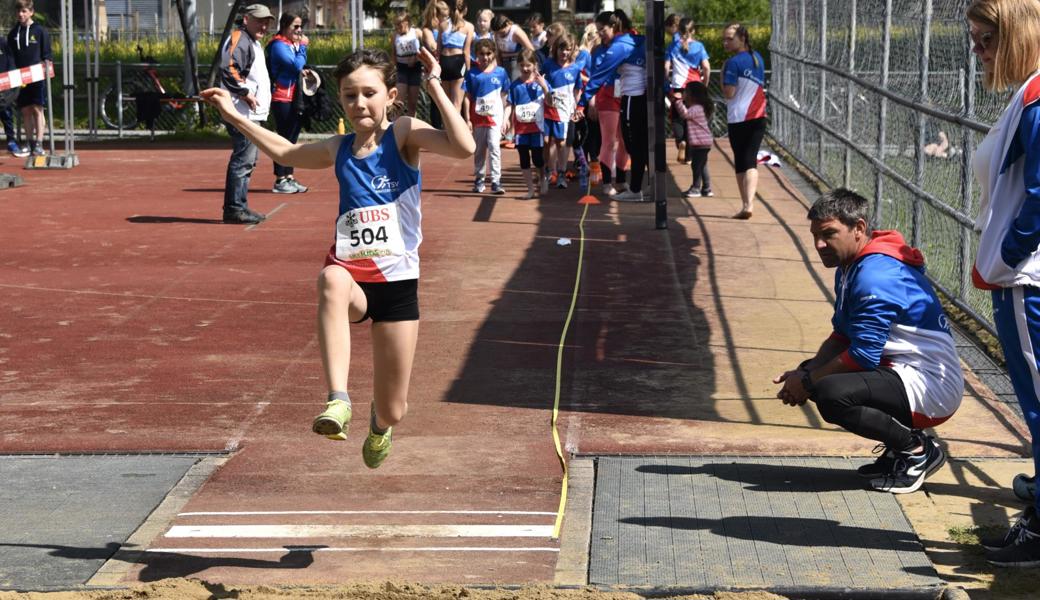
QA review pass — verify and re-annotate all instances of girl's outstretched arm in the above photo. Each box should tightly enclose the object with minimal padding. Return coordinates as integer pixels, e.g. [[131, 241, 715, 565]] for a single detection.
[[400, 48, 476, 160], [201, 88, 338, 168]]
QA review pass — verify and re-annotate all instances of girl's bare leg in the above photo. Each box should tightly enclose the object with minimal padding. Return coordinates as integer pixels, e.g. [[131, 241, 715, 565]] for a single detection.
[[370, 320, 420, 431], [408, 85, 421, 117], [317, 266, 368, 393]]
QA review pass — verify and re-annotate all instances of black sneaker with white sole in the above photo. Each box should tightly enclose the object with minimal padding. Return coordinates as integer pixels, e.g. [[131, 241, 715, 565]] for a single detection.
[[857, 443, 897, 478], [981, 506, 1036, 551], [869, 434, 945, 494], [986, 519, 1040, 567]]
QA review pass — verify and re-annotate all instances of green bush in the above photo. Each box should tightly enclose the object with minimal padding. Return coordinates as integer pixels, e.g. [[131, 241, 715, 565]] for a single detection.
[[61, 32, 391, 67]]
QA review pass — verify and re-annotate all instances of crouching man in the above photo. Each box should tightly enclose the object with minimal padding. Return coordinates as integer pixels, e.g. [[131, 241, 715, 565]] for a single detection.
[[774, 188, 964, 494]]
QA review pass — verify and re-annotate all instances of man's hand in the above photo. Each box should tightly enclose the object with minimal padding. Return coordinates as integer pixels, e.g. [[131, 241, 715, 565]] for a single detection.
[[243, 93, 259, 111], [773, 369, 810, 406]]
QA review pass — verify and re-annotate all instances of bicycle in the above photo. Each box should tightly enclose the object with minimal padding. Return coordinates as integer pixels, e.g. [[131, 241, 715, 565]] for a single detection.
[[99, 45, 197, 130]]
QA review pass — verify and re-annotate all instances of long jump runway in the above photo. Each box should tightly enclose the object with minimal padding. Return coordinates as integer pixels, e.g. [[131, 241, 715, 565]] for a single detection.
[[0, 146, 606, 585], [0, 143, 1028, 588]]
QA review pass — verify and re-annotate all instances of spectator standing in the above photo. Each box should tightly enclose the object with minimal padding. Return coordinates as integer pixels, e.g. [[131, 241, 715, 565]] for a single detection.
[[268, 11, 309, 194], [722, 22, 767, 219], [7, 0, 50, 157], [438, 1, 473, 117], [666, 18, 710, 163], [218, 3, 276, 224], [492, 14, 534, 78], [391, 12, 423, 117], [967, 0, 1040, 567], [526, 13, 547, 53], [583, 9, 648, 202], [0, 35, 25, 157]]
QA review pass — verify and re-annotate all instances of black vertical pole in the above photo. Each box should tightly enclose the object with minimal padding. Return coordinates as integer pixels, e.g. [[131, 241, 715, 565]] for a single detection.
[[649, 0, 667, 229]]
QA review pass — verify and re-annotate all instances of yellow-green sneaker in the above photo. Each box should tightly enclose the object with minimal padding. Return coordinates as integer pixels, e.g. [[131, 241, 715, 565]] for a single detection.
[[362, 427, 393, 469], [312, 399, 352, 441]]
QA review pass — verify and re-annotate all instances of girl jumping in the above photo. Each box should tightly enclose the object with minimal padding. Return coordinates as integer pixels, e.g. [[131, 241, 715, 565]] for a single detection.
[[201, 48, 475, 469]]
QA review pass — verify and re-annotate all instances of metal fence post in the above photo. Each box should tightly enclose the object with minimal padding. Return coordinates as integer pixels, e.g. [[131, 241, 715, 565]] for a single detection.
[[798, 0, 806, 158], [116, 60, 123, 139], [818, 0, 827, 176], [960, 34, 978, 301], [782, 0, 786, 143], [874, 0, 892, 229], [913, 0, 931, 248], [844, 0, 856, 188]]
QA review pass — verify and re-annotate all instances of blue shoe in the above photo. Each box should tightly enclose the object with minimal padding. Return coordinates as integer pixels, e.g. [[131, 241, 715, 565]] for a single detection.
[[9, 142, 28, 158]]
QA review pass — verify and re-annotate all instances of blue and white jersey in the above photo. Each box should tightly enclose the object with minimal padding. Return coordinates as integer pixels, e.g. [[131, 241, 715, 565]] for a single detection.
[[542, 58, 583, 123], [465, 65, 508, 128], [973, 74, 1040, 289], [667, 39, 708, 88], [831, 231, 963, 425], [575, 48, 592, 73], [332, 125, 422, 283], [723, 50, 767, 123], [509, 78, 545, 135], [582, 32, 646, 103]]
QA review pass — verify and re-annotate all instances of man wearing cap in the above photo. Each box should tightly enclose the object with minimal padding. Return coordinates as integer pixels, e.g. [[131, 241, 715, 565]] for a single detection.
[[219, 3, 275, 224]]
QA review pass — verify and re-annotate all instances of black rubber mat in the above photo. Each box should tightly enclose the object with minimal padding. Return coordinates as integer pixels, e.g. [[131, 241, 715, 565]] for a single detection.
[[590, 456, 942, 590]]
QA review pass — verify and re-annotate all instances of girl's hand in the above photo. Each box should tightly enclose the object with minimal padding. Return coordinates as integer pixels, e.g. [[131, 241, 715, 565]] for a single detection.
[[418, 47, 441, 80], [200, 87, 237, 117]]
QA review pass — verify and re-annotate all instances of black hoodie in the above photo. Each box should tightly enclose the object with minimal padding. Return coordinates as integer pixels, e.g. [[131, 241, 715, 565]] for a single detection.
[[7, 21, 51, 68]]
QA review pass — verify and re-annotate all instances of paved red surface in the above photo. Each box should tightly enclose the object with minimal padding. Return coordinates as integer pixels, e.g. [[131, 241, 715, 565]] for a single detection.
[[0, 145, 591, 584], [1, 139, 1026, 586]]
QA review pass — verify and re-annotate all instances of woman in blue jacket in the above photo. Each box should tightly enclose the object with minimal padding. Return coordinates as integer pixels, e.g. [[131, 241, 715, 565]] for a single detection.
[[968, 0, 1040, 567], [583, 10, 648, 202], [267, 12, 309, 194]]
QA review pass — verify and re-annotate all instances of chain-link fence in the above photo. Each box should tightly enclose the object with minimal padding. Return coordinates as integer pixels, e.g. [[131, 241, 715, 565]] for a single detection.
[[768, 0, 1001, 334]]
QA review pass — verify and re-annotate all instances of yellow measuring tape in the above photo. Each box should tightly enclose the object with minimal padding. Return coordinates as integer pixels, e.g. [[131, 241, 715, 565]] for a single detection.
[[551, 193, 595, 540]]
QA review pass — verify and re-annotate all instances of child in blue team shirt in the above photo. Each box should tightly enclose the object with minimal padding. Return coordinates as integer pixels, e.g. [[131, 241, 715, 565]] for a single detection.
[[508, 49, 551, 198], [541, 33, 584, 190], [465, 38, 510, 194]]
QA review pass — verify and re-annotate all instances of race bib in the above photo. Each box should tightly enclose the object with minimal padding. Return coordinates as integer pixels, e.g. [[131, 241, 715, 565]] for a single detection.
[[476, 97, 496, 116], [395, 36, 419, 56], [552, 92, 572, 111], [515, 102, 539, 123], [335, 203, 405, 262]]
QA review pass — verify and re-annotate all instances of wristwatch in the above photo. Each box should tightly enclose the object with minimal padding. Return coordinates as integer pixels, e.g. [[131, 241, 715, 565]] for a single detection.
[[801, 370, 816, 397]]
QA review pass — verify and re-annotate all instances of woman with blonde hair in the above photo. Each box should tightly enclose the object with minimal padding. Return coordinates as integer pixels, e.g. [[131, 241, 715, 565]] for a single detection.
[[968, 0, 1040, 567]]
